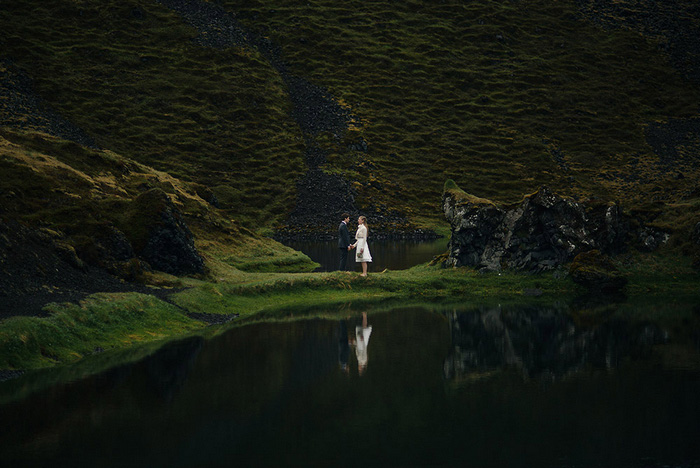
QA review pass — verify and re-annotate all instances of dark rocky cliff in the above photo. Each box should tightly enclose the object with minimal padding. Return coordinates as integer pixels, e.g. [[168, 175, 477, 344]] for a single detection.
[[442, 180, 668, 272]]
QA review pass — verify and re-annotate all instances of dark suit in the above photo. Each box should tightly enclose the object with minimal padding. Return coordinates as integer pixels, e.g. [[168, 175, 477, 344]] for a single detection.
[[338, 221, 351, 270]]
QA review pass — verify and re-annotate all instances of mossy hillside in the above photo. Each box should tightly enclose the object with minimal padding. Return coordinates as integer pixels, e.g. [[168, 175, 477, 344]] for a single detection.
[[3, 0, 699, 230], [0, 0, 304, 228], [0, 130, 317, 274], [224, 0, 700, 219]]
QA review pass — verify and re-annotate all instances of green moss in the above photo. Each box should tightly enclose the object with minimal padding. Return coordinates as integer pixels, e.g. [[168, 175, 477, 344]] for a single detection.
[[221, 0, 699, 217], [0, 293, 202, 370], [443, 179, 497, 207]]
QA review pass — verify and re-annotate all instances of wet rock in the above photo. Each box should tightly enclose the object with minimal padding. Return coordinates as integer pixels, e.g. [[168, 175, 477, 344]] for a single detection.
[[569, 250, 628, 293]]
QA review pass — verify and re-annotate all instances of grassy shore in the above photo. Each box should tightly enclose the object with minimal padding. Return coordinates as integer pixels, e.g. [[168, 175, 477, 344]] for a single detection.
[[1, 252, 698, 374]]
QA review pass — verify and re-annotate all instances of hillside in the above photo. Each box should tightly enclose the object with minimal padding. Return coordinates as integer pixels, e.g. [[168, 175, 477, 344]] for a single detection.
[[2, 0, 700, 269]]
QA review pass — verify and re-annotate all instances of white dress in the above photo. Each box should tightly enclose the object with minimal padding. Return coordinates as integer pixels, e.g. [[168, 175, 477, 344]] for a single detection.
[[355, 225, 372, 262]]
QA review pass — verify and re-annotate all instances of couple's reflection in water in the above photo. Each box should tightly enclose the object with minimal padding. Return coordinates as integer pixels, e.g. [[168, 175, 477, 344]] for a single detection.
[[338, 311, 372, 376]]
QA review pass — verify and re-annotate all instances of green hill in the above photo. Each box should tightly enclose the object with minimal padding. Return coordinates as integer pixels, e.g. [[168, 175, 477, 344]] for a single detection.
[[2, 0, 699, 253]]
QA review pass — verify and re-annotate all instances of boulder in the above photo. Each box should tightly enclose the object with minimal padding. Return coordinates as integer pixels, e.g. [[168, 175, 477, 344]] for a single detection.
[[443, 181, 665, 272], [122, 189, 204, 275], [569, 250, 628, 293], [443, 181, 629, 272], [637, 226, 670, 252]]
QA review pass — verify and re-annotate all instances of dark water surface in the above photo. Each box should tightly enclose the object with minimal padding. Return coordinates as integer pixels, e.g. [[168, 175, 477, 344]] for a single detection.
[[2, 302, 700, 467], [282, 238, 448, 271]]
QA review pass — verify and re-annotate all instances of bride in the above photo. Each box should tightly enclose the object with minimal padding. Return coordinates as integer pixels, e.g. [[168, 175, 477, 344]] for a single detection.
[[352, 216, 372, 277]]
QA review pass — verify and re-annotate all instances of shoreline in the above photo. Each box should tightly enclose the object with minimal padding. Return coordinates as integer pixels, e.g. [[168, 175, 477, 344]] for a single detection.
[[1, 258, 698, 378]]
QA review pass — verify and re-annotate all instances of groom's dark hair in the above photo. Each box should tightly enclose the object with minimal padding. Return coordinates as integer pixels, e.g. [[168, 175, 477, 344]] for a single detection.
[[341, 212, 349, 220]]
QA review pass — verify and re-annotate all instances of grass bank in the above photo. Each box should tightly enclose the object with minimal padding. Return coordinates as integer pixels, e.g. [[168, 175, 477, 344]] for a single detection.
[[0, 263, 575, 372], [2, 253, 698, 374], [0, 293, 201, 370]]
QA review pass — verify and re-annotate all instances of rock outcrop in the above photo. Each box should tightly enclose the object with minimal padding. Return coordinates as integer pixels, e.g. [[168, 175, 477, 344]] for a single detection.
[[443, 181, 666, 272], [121, 189, 204, 275], [0, 219, 157, 318]]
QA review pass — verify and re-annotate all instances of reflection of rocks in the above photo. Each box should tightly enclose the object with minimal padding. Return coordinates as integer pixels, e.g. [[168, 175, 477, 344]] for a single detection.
[[443, 305, 668, 381], [145, 336, 204, 401], [443, 182, 668, 272]]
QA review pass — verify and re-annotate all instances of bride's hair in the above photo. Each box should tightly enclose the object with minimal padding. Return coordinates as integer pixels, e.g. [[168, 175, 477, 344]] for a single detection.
[[359, 215, 368, 233]]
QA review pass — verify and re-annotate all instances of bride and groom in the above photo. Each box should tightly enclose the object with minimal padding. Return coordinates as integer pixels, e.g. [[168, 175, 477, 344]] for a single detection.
[[338, 212, 372, 276]]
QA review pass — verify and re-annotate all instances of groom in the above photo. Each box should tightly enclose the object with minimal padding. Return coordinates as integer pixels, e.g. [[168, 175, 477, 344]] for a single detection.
[[338, 212, 354, 270]]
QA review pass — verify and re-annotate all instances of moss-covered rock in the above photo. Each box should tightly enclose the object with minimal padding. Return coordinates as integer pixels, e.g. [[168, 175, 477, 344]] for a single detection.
[[443, 182, 631, 272], [119, 189, 204, 276], [569, 250, 628, 293]]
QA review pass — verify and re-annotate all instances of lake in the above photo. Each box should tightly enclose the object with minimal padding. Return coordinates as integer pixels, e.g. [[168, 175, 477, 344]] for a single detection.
[[1, 300, 700, 467], [282, 237, 448, 271]]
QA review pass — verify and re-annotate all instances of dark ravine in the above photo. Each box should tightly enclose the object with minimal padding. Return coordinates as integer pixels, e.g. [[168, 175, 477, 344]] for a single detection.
[[442, 182, 669, 272]]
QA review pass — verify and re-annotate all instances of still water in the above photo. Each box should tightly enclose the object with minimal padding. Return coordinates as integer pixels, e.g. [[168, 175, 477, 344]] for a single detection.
[[2, 302, 700, 467], [282, 238, 448, 271]]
